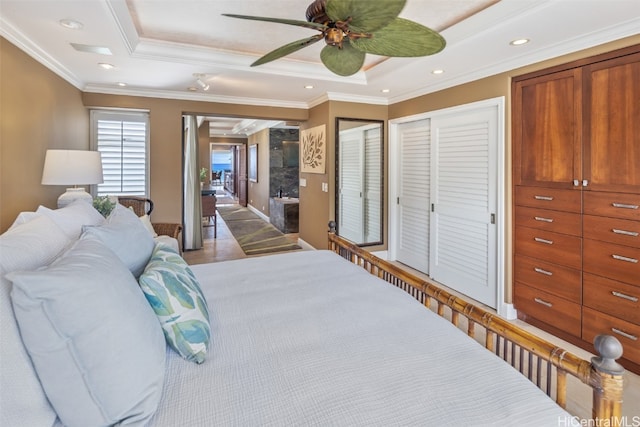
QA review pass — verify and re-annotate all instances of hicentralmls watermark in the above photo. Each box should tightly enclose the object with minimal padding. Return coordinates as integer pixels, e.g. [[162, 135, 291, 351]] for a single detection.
[[557, 416, 640, 427]]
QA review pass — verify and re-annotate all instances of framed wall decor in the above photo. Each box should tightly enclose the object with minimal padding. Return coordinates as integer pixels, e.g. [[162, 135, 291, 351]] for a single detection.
[[300, 125, 326, 174], [248, 143, 258, 182]]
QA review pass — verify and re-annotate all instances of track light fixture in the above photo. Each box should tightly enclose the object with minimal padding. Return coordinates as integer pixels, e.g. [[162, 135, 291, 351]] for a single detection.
[[194, 74, 210, 91]]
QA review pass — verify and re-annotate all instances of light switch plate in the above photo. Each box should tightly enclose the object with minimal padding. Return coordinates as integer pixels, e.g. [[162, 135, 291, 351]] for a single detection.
[[300, 178, 307, 187]]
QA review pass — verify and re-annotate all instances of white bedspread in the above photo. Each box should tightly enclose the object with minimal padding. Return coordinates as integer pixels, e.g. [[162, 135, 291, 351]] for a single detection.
[[149, 250, 571, 426]]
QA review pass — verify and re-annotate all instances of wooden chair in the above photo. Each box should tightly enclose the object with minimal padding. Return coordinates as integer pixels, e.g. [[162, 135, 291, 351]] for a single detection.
[[201, 194, 217, 238], [117, 196, 182, 241]]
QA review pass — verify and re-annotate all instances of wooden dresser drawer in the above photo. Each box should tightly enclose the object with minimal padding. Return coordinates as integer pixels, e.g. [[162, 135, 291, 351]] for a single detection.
[[515, 186, 581, 213], [584, 191, 640, 221], [583, 273, 640, 325], [583, 215, 640, 248], [583, 239, 640, 286], [582, 307, 640, 365], [514, 284, 582, 337], [515, 206, 582, 236], [515, 226, 582, 269], [514, 254, 582, 302]]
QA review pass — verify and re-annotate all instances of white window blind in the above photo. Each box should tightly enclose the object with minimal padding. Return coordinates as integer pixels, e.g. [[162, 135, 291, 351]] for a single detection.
[[90, 110, 149, 197]]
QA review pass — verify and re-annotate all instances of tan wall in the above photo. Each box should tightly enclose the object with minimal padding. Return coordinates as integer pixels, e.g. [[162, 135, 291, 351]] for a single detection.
[[299, 101, 388, 249], [1, 38, 89, 232], [198, 122, 210, 186], [247, 128, 270, 216]]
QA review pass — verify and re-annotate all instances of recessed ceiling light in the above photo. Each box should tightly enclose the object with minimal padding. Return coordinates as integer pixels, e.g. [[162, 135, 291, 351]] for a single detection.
[[116, 82, 126, 87], [381, 89, 390, 93], [432, 69, 444, 75], [510, 38, 530, 46], [59, 19, 83, 30], [304, 85, 314, 89], [98, 62, 115, 70], [188, 87, 197, 92]]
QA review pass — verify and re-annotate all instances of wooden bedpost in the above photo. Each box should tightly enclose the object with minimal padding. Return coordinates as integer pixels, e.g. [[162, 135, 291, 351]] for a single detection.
[[590, 335, 624, 422], [328, 221, 337, 250]]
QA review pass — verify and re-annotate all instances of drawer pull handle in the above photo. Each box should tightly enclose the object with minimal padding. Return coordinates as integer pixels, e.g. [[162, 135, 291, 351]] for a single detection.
[[611, 291, 639, 302], [612, 254, 638, 264], [611, 328, 638, 341], [534, 195, 554, 201], [612, 229, 639, 237], [534, 267, 553, 276], [534, 297, 553, 308], [612, 202, 639, 210], [534, 237, 554, 245], [534, 216, 554, 223]]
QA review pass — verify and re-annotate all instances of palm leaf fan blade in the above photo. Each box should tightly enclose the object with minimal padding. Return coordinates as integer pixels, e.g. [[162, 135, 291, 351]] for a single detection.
[[351, 18, 445, 57], [252, 35, 323, 67], [320, 42, 366, 76], [325, 0, 406, 33], [222, 14, 328, 31]]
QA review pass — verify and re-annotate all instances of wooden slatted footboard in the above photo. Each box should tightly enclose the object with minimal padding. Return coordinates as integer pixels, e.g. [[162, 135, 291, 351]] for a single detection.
[[328, 226, 625, 423]]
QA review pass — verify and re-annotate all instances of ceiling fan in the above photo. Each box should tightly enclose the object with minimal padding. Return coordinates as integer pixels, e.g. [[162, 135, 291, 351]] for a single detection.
[[223, 0, 446, 76]]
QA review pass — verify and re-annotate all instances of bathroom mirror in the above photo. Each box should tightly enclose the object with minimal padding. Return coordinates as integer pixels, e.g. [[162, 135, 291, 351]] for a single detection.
[[335, 117, 384, 246]]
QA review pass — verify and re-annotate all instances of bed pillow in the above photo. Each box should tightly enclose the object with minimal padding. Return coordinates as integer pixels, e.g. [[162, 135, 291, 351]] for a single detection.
[[140, 214, 158, 237], [0, 215, 69, 427], [139, 243, 211, 363], [36, 201, 105, 239], [7, 233, 166, 427], [82, 203, 155, 277]]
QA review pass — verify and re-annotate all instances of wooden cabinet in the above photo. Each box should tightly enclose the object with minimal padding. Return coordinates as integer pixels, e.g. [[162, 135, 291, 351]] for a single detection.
[[513, 44, 640, 373]]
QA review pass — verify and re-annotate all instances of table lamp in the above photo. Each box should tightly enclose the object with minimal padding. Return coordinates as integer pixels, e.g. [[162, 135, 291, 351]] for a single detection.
[[41, 149, 104, 208]]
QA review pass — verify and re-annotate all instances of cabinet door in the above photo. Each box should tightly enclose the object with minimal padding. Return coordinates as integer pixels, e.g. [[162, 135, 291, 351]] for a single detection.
[[583, 51, 640, 193], [513, 69, 582, 188]]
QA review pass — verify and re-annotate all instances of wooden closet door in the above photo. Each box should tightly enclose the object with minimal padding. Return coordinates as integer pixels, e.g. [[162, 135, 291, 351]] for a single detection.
[[583, 50, 640, 194], [513, 69, 582, 189]]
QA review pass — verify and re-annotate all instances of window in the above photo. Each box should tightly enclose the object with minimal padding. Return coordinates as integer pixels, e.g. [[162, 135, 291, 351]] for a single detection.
[[90, 110, 149, 197]]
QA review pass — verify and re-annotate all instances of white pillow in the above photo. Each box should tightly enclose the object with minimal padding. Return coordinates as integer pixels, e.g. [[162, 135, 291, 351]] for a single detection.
[[7, 211, 40, 230], [140, 214, 158, 237], [7, 233, 166, 427], [82, 203, 155, 278], [37, 200, 105, 239], [0, 215, 70, 427]]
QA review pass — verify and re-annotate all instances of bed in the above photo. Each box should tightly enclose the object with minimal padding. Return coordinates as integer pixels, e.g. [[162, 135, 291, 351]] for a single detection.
[[147, 233, 624, 425], [0, 204, 625, 426]]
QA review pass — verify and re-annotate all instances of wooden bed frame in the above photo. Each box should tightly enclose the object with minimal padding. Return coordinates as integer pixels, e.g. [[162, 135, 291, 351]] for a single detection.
[[328, 227, 625, 422]]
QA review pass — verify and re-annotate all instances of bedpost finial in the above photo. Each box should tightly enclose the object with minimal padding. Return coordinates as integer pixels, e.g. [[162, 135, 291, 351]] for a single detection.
[[328, 221, 336, 233], [591, 334, 624, 375]]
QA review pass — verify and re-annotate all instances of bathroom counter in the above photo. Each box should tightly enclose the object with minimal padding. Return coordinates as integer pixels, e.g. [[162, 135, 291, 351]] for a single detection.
[[269, 197, 299, 233]]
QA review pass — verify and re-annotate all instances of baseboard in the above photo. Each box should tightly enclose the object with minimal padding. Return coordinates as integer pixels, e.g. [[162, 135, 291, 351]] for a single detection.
[[246, 204, 269, 222]]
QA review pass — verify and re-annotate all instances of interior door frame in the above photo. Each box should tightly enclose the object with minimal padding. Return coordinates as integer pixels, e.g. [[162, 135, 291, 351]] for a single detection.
[[388, 97, 513, 319]]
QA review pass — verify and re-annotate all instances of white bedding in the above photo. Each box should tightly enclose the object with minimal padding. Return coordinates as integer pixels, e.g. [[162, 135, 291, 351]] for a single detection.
[[149, 250, 571, 426]]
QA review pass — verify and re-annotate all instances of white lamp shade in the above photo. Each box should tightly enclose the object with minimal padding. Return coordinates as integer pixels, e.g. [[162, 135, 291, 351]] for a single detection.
[[41, 150, 104, 185]]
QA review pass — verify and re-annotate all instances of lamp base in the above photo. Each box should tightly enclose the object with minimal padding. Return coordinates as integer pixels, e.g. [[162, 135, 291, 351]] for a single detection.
[[57, 188, 93, 208]]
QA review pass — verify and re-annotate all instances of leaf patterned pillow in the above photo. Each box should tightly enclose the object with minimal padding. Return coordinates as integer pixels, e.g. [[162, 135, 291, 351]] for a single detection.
[[139, 243, 211, 364]]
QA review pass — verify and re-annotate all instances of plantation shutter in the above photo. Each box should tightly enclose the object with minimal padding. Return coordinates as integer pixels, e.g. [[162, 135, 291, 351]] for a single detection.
[[91, 110, 149, 197], [363, 127, 381, 242]]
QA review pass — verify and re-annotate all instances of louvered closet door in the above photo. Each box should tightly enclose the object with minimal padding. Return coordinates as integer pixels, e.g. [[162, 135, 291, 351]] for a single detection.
[[364, 128, 381, 242], [339, 130, 364, 243], [430, 108, 498, 308], [396, 119, 431, 273]]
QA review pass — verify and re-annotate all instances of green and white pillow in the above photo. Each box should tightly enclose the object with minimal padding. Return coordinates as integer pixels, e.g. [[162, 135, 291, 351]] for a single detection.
[[139, 243, 211, 363]]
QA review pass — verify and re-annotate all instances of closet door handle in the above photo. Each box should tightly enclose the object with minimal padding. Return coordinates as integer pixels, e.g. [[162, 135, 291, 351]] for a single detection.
[[535, 216, 554, 223], [612, 254, 638, 264], [612, 229, 639, 237], [611, 291, 638, 302], [534, 237, 554, 245], [611, 328, 638, 341], [534, 298, 553, 308], [534, 195, 554, 201], [534, 267, 553, 276], [612, 202, 639, 210]]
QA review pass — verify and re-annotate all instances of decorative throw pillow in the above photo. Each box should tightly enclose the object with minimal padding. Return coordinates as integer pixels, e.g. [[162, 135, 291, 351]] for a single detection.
[[0, 215, 68, 427], [7, 233, 166, 427], [82, 203, 155, 277], [140, 214, 158, 237], [139, 243, 211, 363], [36, 200, 105, 239]]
